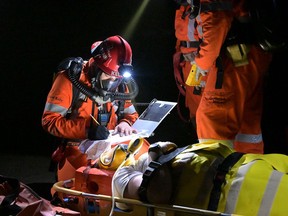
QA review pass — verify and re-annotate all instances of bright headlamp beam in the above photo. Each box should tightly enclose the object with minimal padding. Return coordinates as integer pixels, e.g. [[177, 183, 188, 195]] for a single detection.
[[122, 0, 150, 40]]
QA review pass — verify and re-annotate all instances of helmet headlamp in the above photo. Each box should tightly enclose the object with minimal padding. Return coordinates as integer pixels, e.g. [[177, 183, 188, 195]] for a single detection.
[[119, 63, 133, 83], [119, 64, 133, 75]]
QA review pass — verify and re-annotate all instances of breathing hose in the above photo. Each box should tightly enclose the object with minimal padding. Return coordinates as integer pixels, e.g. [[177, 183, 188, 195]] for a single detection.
[[66, 59, 139, 103]]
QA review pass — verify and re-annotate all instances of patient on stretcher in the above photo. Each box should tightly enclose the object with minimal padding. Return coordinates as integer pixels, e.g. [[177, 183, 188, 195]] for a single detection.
[[113, 141, 288, 216]]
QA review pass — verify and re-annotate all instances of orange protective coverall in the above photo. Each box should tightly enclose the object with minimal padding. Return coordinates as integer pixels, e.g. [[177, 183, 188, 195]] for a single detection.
[[174, 5, 203, 121], [42, 58, 149, 181], [188, 0, 272, 153]]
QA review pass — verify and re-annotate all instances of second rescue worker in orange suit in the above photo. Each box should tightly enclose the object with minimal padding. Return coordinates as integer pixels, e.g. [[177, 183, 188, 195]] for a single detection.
[[173, 1, 206, 127], [42, 35, 149, 182], [174, 0, 272, 153]]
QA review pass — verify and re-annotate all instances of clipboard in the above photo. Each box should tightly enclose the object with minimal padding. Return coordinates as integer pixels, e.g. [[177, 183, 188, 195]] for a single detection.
[[106, 98, 177, 143], [132, 98, 177, 137]]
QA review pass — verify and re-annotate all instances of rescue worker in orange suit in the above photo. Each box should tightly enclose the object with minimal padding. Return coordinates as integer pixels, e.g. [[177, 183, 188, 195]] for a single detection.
[[42, 35, 149, 183], [173, 0, 272, 153], [173, 8, 205, 128]]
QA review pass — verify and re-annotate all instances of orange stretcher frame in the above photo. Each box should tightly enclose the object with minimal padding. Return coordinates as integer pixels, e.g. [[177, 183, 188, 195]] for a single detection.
[[53, 178, 239, 216]]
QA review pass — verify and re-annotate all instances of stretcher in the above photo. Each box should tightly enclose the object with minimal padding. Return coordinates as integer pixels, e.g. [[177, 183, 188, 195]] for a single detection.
[[53, 178, 237, 216], [52, 138, 241, 216]]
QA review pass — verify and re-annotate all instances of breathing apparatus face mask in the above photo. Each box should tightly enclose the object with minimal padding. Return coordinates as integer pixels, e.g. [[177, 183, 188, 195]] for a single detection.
[[66, 58, 138, 105], [99, 72, 123, 92]]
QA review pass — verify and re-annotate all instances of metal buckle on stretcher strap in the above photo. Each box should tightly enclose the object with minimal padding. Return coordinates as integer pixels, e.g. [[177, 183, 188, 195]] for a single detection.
[[142, 161, 162, 180]]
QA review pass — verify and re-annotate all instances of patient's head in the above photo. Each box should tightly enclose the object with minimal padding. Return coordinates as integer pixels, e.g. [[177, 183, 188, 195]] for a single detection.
[[146, 163, 173, 204], [144, 141, 177, 204]]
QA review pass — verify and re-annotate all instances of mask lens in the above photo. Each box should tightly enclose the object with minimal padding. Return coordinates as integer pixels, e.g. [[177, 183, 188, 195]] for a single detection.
[[101, 77, 122, 92]]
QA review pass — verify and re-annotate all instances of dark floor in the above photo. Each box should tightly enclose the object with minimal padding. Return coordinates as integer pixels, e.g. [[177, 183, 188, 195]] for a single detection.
[[0, 152, 56, 200]]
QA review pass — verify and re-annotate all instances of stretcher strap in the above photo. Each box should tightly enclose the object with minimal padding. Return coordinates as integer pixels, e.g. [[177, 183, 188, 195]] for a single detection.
[[207, 152, 244, 211]]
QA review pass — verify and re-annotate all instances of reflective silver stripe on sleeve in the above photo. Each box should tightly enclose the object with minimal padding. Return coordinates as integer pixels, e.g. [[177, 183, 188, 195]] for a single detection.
[[224, 161, 255, 213], [188, 18, 197, 41], [235, 133, 263, 144], [124, 104, 136, 114], [44, 102, 68, 116], [258, 170, 283, 216]]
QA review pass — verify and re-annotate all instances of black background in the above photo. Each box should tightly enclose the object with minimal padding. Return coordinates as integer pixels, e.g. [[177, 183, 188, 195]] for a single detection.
[[1, 0, 287, 157]]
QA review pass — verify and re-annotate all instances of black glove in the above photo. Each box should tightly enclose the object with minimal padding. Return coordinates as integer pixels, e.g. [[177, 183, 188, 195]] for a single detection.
[[88, 125, 110, 140]]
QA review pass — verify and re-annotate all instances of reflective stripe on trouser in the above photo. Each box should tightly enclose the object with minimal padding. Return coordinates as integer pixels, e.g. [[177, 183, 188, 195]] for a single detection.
[[234, 133, 264, 154], [196, 45, 272, 154], [217, 155, 288, 216]]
